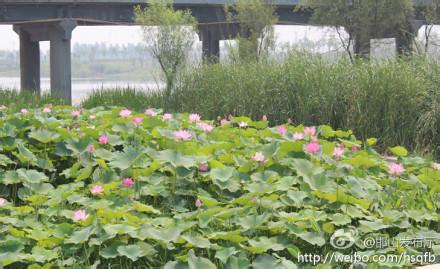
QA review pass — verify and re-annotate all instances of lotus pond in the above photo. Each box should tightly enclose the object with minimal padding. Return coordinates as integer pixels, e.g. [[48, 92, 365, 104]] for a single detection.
[[0, 106, 439, 268]]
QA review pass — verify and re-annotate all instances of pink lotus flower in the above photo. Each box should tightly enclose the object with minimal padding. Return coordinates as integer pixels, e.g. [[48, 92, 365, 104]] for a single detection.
[[66, 126, 71, 132], [238, 121, 248, 128], [98, 135, 109, 145], [122, 177, 135, 187], [306, 142, 320, 153], [262, 115, 268, 121], [73, 209, 89, 221], [293, 132, 304, 140], [119, 109, 132, 118], [388, 163, 405, 176], [189, 113, 201, 123], [43, 107, 51, 113], [174, 130, 192, 141], [195, 198, 202, 208], [198, 163, 209, 172], [0, 198, 7, 207], [304, 126, 316, 136], [90, 185, 104, 196], [333, 146, 344, 159], [88, 144, 96, 153], [220, 118, 230, 126], [163, 113, 173, 121], [277, 125, 287, 135], [351, 145, 358, 153], [132, 117, 143, 126], [311, 136, 319, 143], [21, 108, 28, 114], [198, 122, 214, 133], [89, 115, 96, 120], [252, 152, 266, 162], [145, 108, 157, 117], [71, 110, 81, 117]]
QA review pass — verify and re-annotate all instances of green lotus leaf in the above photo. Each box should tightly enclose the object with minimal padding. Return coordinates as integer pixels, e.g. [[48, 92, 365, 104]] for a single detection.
[[0, 154, 14, 166], [145, 226, 182, 243], [17, 143, 38, 164], [0, 240, 24, 261], [28, 129, 60, 143], [210, 167, 240, 192], [247, 236, 289, 252], [65, 226, 95, 244], [225, 256, 250, 269], [215, 247, 237, 264], [0, 170, 21, 185], [182, 233, 212, 249], [100, 243, 123, 259], [117, 244, 143, 261], [209, 231, 248, 244], [188, 249, 217, 269], [239, 213, 270, 230], [252, 254, 284, 269], [132, 201, 161, 214], [148, 149, 196, 168], [390, 146, 408, 157], [31, 246, 59, 263], [17, 169, 49, 184], [164, 261, 189, 269], [76, 163, 94, 181], [103, 223, 138, 237], [109, 146, 145, 170]]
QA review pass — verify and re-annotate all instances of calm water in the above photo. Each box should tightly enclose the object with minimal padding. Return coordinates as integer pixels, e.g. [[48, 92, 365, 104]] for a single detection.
[[0, 77, 160, 101]]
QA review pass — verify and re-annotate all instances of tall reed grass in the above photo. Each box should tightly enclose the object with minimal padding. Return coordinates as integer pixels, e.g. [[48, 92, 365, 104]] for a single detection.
[[81, 54, 440, 159], [0, 89, 67, 111]]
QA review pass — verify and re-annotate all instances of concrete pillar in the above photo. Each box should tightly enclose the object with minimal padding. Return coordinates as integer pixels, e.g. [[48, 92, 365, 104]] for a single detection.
[[396, 20, 424, 55], [49, 20, 76, 103], [202, 31, 220, 63], [13, 26, 40, 92], [13, 20, 76, 102], [353, 33, 371, 58]]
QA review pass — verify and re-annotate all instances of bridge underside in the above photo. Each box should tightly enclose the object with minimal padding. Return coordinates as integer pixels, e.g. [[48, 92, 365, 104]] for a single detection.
[[0, 3, 312, 102]]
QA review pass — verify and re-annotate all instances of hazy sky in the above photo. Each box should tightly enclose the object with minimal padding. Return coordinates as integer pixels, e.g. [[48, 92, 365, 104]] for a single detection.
[[0, 25, 340, 51]]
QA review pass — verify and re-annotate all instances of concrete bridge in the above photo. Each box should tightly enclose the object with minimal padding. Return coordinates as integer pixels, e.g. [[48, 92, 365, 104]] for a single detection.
[[0, 0, 434, 102]]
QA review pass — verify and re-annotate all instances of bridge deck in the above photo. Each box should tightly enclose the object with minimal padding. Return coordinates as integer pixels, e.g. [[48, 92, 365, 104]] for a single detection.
[[0, 0, 300, 6]]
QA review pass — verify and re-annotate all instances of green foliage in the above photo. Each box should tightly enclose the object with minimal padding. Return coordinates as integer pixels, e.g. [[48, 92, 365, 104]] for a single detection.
[[0, 89, 67, 112], [135, 0, 197, 97], [82, 54, 440, 160], [0, 106, 438, 268], [225, 0, 278, 62], [299, 0, 413, 57]]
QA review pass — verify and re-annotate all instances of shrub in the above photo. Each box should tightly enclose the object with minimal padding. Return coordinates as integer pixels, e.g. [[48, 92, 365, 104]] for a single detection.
[[0, 106, 438, 268]]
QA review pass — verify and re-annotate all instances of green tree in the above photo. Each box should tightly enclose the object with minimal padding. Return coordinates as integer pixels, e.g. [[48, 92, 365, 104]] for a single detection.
[[418, 0, 438, 54], [299, 0, 413, 60], [225, 0, 278, 62], [135, 0, 197, 98]]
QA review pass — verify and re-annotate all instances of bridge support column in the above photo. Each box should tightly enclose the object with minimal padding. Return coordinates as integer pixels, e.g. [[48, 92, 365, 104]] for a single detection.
[[396, 20, 424, 55], [199, 26, 220, 63], [49, 21, 76, 103], [13, 20, 76, 103], [14, 26, 40, 93], [202, 32, 220, 63]]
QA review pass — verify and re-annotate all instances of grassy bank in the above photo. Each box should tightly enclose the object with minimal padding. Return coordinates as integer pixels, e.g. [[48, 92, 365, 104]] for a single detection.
[[0, 89, 67, 111], [82, 54, 440, 159]]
